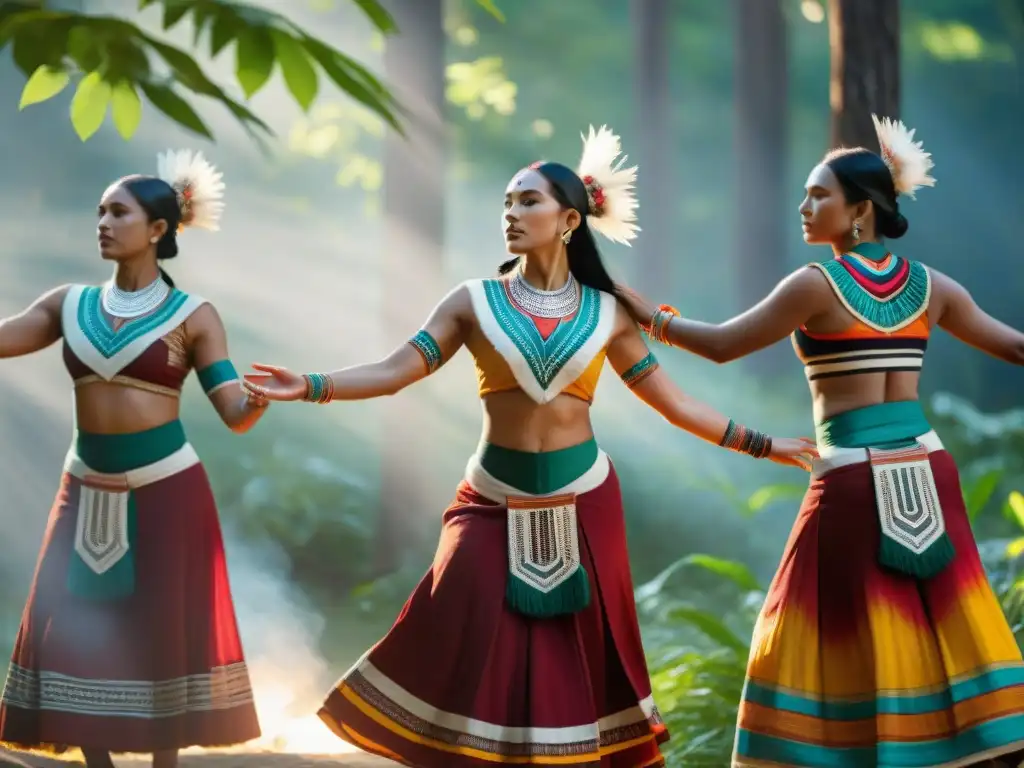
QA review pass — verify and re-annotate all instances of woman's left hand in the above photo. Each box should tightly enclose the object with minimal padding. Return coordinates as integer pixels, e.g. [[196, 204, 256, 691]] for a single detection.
[[614, 282, 658, 328]]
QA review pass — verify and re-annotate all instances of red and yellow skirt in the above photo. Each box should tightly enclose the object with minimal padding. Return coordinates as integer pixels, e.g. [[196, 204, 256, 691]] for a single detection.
[[734, 438, 1024, 767], [0, 421, 260, 754], [319, 448, 667, 766]]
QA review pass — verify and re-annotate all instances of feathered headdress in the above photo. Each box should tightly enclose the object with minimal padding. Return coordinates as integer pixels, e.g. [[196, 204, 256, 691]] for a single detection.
[[156, 149, 226, 232], [871, 114, 936, 199], [575, 125, 639, 245]]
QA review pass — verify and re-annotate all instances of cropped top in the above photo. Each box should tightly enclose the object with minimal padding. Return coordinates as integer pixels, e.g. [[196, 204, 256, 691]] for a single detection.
[[793, 244, 931, 381], [61, 284, 209, 397], [464, 279, 618, 405]]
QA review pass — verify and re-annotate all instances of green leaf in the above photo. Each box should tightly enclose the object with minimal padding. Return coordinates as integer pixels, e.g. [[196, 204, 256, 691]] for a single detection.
[[965, 468, 1003, 522], [664, 605, 749, 654], [474, 0, 506, 22], [209, 11, 238, 57], [145, 37, 217, 95], [350, 0, 397, 34], [138, 81, 211, 138], [682, 554, 761, 592], [1008, 491, 1024, 531], [69, 71, 111, 141], [19, 65, 69, 109], [271, 29, 318, 110], [66, 23, 104, 73], [301, 36, 403, 132], [235, 25, 275, 97], [746, 483, 805, 514], [162, 2, 190, 30], [110, 80, 142, 139]]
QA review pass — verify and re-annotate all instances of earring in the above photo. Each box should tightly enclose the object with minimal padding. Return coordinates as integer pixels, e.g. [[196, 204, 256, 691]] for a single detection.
[[851, 221, 861, 242], [561, 228, 573, 245], [150, 236, 159, 244]]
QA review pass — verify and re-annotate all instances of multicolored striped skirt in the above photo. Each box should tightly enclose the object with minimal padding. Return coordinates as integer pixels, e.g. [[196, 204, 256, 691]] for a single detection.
[[0, 421, 260, 753], [319, 441, 668, 766], [734, 404, 1024, 768]]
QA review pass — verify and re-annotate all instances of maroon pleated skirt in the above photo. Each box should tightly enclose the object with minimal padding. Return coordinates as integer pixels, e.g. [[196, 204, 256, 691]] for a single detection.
[[0, 465, 260, 754], [318, 464, 668, 767]]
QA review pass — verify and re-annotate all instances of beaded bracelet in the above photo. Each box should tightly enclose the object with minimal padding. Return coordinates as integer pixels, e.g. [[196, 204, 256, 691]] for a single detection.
[[647, 304, 680, 345], [302, 372, 335, 404], [719, 418, 773, 459]]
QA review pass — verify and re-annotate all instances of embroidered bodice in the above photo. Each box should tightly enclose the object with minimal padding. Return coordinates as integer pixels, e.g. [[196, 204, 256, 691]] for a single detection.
[[61, 284, 206, 397], [466, 278, 617, 404], [793, 244, 930, 381]]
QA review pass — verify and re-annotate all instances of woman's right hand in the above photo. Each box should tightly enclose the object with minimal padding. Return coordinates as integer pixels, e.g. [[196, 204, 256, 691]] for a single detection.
[[242, 364, 308, 402], [614, 282, 658, 328], [768, 436, 818, 471]]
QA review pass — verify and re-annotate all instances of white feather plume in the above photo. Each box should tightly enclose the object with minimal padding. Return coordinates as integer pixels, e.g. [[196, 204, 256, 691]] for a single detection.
[[576, 125, 639, 245], [156, 149, 226, 231], [871, 114, 936, 199]]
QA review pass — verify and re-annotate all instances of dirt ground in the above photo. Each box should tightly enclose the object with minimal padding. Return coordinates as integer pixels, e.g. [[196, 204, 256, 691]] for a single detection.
[[0, 748, 396, 767]]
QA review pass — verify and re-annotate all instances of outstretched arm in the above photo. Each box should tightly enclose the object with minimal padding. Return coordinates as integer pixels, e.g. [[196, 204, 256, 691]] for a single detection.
[[616, 267, 831, 363], [930, 269, 1024, 364], [0, 285, 70, 359], [187, 303, 268, 433], [244, 284, 472, 403], [605, 306, 816, 468]]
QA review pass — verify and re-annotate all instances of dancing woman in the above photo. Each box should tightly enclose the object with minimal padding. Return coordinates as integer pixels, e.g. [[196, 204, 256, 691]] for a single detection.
[[0, 151, 264, 768], [244, 126, 817, 767], [616, 116, 1024, 767]]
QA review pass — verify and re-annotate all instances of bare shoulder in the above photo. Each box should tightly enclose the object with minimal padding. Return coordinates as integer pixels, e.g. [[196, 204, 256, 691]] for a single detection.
[[183, 301, 224, 336], [41, 284, 74, 308]]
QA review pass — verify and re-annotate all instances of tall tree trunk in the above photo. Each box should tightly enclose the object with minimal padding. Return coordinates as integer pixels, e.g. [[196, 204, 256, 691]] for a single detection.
[[377, 0, 446, 574], [828, 0, 900, 149], [734, 0, 789, 375], [631, 0, 673, 296]]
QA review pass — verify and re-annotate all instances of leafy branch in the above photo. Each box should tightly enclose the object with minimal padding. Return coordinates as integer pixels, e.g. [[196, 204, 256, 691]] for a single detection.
[[2, 0, 503, 142]]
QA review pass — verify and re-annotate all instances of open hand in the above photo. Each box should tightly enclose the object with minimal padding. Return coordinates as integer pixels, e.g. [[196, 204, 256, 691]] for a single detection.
[[614, 282, 658, 327], [242, 364, 307, 402], [768, 436, 818, 471]]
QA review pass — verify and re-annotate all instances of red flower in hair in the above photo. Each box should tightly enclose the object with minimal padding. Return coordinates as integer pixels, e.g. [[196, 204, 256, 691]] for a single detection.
[[581, 175, 605, 215]]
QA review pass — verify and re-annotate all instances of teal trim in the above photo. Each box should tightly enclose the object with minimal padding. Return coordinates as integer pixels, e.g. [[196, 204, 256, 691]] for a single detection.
[[409, 330, 442, 373], [819, 256, 929, 330], [197, 359, 238, 394], [480, 438, 598, 496], [66, 491, 137, 601], [743, 664, 1024, 719], [736, 712, 1024, 767], [78, 286, 189, 359], [74, 420, 187, 473], [620, 352, 658, 387], [816, 401, 931, 449], [850, 241, 892, 263], [483, 280, 601, 389]]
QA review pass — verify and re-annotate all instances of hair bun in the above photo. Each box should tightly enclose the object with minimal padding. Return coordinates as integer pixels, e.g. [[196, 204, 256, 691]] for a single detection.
[[879, 210, 909, 240]]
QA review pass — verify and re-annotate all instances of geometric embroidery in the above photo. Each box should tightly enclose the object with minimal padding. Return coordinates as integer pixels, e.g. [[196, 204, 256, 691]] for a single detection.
[[0, 661, 255, 718], [77, 285, 189, 359], [482, 279, 601, 390]]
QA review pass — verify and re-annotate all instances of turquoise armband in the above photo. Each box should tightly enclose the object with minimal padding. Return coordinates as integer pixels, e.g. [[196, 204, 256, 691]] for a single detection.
[[409, 330, 442, 374], [197, 359, 239, 395], [620, 352, 659, 388]]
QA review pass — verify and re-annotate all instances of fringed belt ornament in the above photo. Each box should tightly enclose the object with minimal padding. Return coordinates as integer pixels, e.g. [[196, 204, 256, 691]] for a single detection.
[[506, 493, 591, 617], [75, 472, 132, 577], [63, 443, 200, 600], [870, 441, 955, 579]]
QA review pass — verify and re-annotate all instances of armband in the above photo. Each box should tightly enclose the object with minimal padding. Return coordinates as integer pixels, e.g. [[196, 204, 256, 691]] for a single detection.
[[620, 352, 659, 389], [719, 419, 772, 459], [197, 359, 239, 395], [302, 372, 335, 404], [409, 329, 442, 374]]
